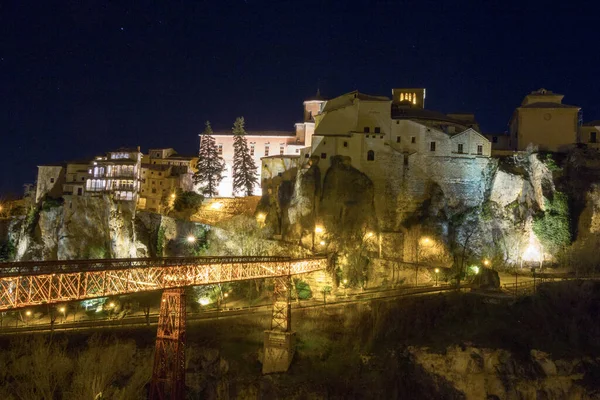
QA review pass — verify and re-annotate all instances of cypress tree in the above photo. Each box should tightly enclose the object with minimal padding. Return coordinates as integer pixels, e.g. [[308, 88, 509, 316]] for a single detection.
[[232, 117, 259, 196], [193, 121, 225, 197]]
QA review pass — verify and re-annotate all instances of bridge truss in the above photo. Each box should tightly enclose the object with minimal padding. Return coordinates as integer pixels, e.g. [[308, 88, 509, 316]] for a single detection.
[[0, 256, 327, 311]]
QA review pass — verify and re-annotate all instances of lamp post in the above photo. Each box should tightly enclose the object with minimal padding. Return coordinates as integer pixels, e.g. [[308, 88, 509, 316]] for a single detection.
[[223, 292, 229, 310], [25, 310, 31, 326], [434, 268, 439, 287], [59, 306, 66, 323]]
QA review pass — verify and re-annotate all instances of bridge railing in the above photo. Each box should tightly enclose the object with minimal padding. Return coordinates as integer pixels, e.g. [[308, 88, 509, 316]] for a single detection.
[[0, 256, 301, 278], [0, 256, 328, 311]]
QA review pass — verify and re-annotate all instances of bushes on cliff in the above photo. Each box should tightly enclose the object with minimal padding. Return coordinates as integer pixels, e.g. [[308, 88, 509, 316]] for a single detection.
[[532, 192, 571, 254], [173, 191, 204, 213], [0, 239, 15, 262]]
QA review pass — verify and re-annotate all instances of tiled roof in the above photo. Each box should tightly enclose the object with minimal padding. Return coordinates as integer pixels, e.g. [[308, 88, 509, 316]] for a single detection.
[[212, 130, 295, 137], [520, 102, 579, 109], [141, 163, 171, 171]]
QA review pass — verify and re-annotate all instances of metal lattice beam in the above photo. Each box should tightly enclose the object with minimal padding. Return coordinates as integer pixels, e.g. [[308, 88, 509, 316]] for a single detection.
[[0, 256, 327, 311], [150, 288, 186, 400]]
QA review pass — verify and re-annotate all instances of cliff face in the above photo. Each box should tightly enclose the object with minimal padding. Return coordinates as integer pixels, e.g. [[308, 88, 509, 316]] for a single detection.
[[262, 150, 598, 265], [3, 195, 205, 261]]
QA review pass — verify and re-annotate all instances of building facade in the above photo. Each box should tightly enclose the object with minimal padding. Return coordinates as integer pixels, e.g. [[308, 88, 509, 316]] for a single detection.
[[85, 147, 142, 201], [580, 121, 600, 149], [509, 88, 580, 152], [202, 94, 325, 197], [138, 148, 197, 212]]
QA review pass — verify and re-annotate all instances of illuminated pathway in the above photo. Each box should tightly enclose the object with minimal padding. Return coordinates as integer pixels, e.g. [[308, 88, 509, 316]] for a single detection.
[[0, 256, 327, 311]]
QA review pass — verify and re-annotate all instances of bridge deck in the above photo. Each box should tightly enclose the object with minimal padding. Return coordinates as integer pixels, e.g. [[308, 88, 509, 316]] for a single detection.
[[0, 256, 328, 311]]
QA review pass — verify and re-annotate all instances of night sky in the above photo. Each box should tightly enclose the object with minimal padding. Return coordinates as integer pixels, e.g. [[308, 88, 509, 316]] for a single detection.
[[2, 1, 599, 195]]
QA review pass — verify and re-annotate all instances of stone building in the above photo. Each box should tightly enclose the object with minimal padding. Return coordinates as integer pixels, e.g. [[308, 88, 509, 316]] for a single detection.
[[138, 148, 197, 212], [35, 165, 65, 203], [85, 147, 142, 201], [580, 121, 600, 149], [62, 161, 91, 197], [509, 88, 580, 152], [202, 93, 326, 197]]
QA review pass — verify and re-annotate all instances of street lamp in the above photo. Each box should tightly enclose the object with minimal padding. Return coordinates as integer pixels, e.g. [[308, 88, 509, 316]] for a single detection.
[[315, 226, 324, 234], [483, 259, 490, 267], [59, 306, 66, 322], [223, 292, 229, 309], [186, 235, 196, 243], [434, 268, 439, 286]]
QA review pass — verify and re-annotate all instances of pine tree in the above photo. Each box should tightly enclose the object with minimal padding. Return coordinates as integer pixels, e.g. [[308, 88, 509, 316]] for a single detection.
[[232, 117, 259, 196], [193, 121, 225, 197]]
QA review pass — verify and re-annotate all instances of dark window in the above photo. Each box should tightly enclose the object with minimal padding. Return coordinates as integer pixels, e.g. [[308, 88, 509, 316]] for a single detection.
[[265, 146, 269, 156], [372, 135, 376, 139], [155, 152, 160, 157], [367, 150, 375, 161], [591, 132, 597, 143], [380, 135, 384, 139], [81, 177, 85, 181], [403, 156, 408, 166], [430, 142, 436, 151], [458, 144, 464, 154], [343, 141, 348, 148], [296, 149, 300, 153], [364, 127, 370, 133], [411, 137, 416, 144], [158, 172, 162, 176], [321, 153, 327, 159], [493, 136, 498, 143], [374, 127, 381, 134], [477, 145, 483, 155], [396, 120, 399, 124], [305, 154, 310, 158], [77, 188, 83, 195], [396, 136, 401, 143], [152, 188, 157, 194], [50, 177, 55, 183]]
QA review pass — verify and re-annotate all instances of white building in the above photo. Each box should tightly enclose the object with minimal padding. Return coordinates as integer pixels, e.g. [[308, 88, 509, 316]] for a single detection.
[[200, 93, 326, 197]]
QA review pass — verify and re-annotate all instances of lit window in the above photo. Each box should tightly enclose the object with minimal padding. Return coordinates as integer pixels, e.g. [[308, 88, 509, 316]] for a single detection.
[[430, 142, 436, 152], [367, 150, 375, 161]]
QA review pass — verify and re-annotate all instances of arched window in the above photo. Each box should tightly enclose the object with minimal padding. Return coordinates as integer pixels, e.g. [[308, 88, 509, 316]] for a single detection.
[[367, 150, 375, 161]]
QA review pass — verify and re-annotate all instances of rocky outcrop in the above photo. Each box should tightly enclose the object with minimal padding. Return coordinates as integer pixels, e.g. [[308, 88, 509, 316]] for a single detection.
[[410, 345, 599, 400], [4, 195, 206, 261]]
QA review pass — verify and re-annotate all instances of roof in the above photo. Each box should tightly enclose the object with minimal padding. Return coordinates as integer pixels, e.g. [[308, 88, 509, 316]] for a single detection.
[[583, 120, 600, 127], [354, 91, 390, 102], [392, 106, 469, 126], [519, 102, 579, 109], [211, 130, 295, 137], [141, 163, 171, 171], [260, 154, 301, 160], [109, 147, 141, 153], [166, 154, 196, 160], [305, 88, 326, 101]]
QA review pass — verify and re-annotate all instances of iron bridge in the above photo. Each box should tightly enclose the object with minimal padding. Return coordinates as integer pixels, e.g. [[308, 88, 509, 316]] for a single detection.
[[0, 256, 328, 311]]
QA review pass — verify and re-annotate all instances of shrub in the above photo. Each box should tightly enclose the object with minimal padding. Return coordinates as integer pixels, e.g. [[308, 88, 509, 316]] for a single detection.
[[173, 191, 204, 213], [294, 279, 312, 300], [533, 192, 571, 254], [41, 197, 64, 211], [0, 239, 15, 262]]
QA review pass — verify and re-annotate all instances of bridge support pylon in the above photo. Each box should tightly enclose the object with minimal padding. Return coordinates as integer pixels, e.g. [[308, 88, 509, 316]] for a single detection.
[[150, 288, 186, 400], [262, 276, 296, 374]]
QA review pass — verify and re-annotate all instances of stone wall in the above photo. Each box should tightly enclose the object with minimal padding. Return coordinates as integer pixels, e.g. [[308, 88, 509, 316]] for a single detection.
[[191, 196, 260, 226]]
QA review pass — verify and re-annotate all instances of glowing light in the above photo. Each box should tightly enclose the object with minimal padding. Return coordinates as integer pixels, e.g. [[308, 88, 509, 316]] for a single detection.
[[256, 213, 266, 222], [59, 307, 66, 313], [366, 231, 374, 238], [434, 268, 440, 273], [109, 302, 115, 308], [343, 279, 348, 285], [224, 293, 229, 298], [198, 297, 210, 306], [471, 266, 480, 274], [210, 201, 223, 210], [483, 259, 490, 266], [187, 235, 196, 243], [170, 193, 176, 199], [315, 226, 324, 234], [522, 244, 541, 262], [421, 237, 431, 244], [25, 310, 31, 316], [319, 240, 326, 246]]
